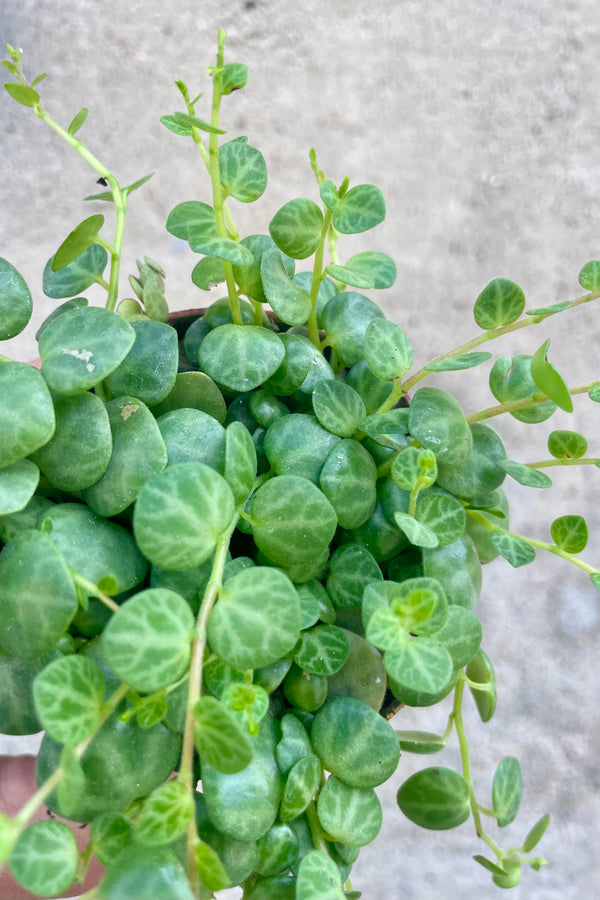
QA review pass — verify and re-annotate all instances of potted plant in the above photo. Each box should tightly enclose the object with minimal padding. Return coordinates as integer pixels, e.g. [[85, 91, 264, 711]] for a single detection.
[[0, 29, 598, 900]]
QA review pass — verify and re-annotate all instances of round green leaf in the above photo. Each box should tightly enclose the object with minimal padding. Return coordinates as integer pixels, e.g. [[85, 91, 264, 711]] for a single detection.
[[30, 391, 112, 491], [416, 493, 466, 545], [152, 370, 226, 423], [0, 258, 32, 339], [319, 438, 377, 529], [550, 514, 588, 553], [194, 694, 254, 773], [0, 361, 55, 468], [326, 543, 382, 609], [393, 512, 439, 549], [321, 291, 386, 367], [251, 474, 338, 566], [202, 714, 282, 842], [219, 138, 267, 202], [408, 387, 472, 467], [134, 462, 234, 570], [39, 305, 135, 394], [264, 413, 340, 484], [473, 278, 525, 329], [422, 533, 482, 609], [221, 62, 249, 94], [489, 354, 557, 423], [293, 625, 349, 676], [0, 530, 78, 659], [436, 422, 507, 500], [332, 184, 386, 234], [260, 247, 312, 325], [345, 251, 397, 288], [312, 379, 366, 437], [39, 502, 147, 594], [208, 566, 301, 669], [190, 235, 254, 265], [547, 429, 588, 459], [135, 780, 194, 846], [53, 214, 105, 271], [269, 199, 324, 259], [492, 756, 523, 827], [325, 262, 374, 289], [199, 324, 285, 392], [578, 259, 600, 291], [9, 821, 78, 897], [33, 655, 106, 744], [311, 697, 400, 788], [157, 408, 226, 470], [489, 531, 536, 567], [83, 397, 167, 517], [102, 588, 195, 692], [325, 627, 387, 712], [194, 840, 230, 892], [255, 821, 299, 877], [364, 318, 413, 381], [295, 850, 344, 900], [280, 753, 321, 820], [317, 775, 382, 846], [104, 319, 178, 405], [166, 200, 217, 242], [397, 767, 470, 830], [191, 255, 226, 290], [43, 244, 108, 298], [384, 638, 454, 698], [0, 458, 39, 515], [97, 844, 194, 900], [391, 446, 437, 492]]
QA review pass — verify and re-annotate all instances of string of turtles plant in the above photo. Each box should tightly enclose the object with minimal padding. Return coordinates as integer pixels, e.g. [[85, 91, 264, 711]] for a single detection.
[[0, 29, 599, 900]]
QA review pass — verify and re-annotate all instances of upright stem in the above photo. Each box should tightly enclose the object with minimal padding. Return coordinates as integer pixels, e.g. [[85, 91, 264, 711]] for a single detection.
[[207, 32, 242, 325], [179, 516, 238, 894], [308, 209, 334, 346]]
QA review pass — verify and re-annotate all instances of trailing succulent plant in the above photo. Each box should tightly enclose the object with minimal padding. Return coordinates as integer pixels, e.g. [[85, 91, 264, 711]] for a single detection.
[[1, 29, 599, 900]]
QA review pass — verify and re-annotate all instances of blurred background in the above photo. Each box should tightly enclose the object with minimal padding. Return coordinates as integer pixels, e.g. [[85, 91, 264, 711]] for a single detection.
[[0, 1, 599, 897]]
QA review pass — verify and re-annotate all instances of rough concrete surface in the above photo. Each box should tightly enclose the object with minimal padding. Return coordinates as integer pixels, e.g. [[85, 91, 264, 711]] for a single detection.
[[0, 1, 599, 898]]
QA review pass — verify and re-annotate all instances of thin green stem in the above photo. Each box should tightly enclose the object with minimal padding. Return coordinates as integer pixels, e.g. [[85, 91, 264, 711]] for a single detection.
[[207, 32, 242, 325], [308, 208, 334, 347], [68, 569, 120, 612], [526, 457, 599, 469], [452, 678, 502, 859], [466, 381, 598, 424], [179, 514, 238, 894], [399, 289, 600, 395]]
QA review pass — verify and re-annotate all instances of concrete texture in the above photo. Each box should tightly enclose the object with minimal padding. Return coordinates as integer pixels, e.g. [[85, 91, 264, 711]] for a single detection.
[[1, 1, 599, 898]]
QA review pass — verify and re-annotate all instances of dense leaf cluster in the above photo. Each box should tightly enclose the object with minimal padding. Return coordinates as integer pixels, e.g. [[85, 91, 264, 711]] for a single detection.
[[1, 31, 598, 900]]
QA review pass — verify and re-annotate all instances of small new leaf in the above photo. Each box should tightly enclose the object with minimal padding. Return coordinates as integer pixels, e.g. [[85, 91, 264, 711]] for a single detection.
[[4, 82, 39, 107], [530, 338, 573, 413], [67, 106, 88, 135], [550, 514, 588, 553]]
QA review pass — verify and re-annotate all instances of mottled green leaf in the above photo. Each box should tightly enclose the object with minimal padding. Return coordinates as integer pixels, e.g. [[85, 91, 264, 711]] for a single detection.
[[43, 244, 108, 298], [364, 318, 413, 381], [103, 588, 195, 692], [136, 779, 194, 846], [492, 756, 522, 827], [424, 351, 492, 372], [219, 138, 267, 202], [9, 821, 77, 897], [578, 259, 600, 291], [0, 458, 39, 515], [134, 460, 233, 566], [0, 257, 32, 340], [473, 278, 525, 329], [317, 775, 382, 846], [33, 654, 105, 744], [397, 767, 470, 830], [547, 429, 587, 459], [489, 531, 536, 567], [500, 459, 552, 488], [345, 251, 397, 288], [332, 184, 385, 234], [293, 625, 349, 676], [280, 753, 321, 820], [269, 198, 324, 259], [260, 247, 311, 324], [199, 324, 285, 392], [295, 850, 344, 900], [550, 514, 588, 553]]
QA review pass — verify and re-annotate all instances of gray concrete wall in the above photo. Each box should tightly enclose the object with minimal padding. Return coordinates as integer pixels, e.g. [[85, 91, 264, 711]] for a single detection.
[[1, 1, 599, 898]]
